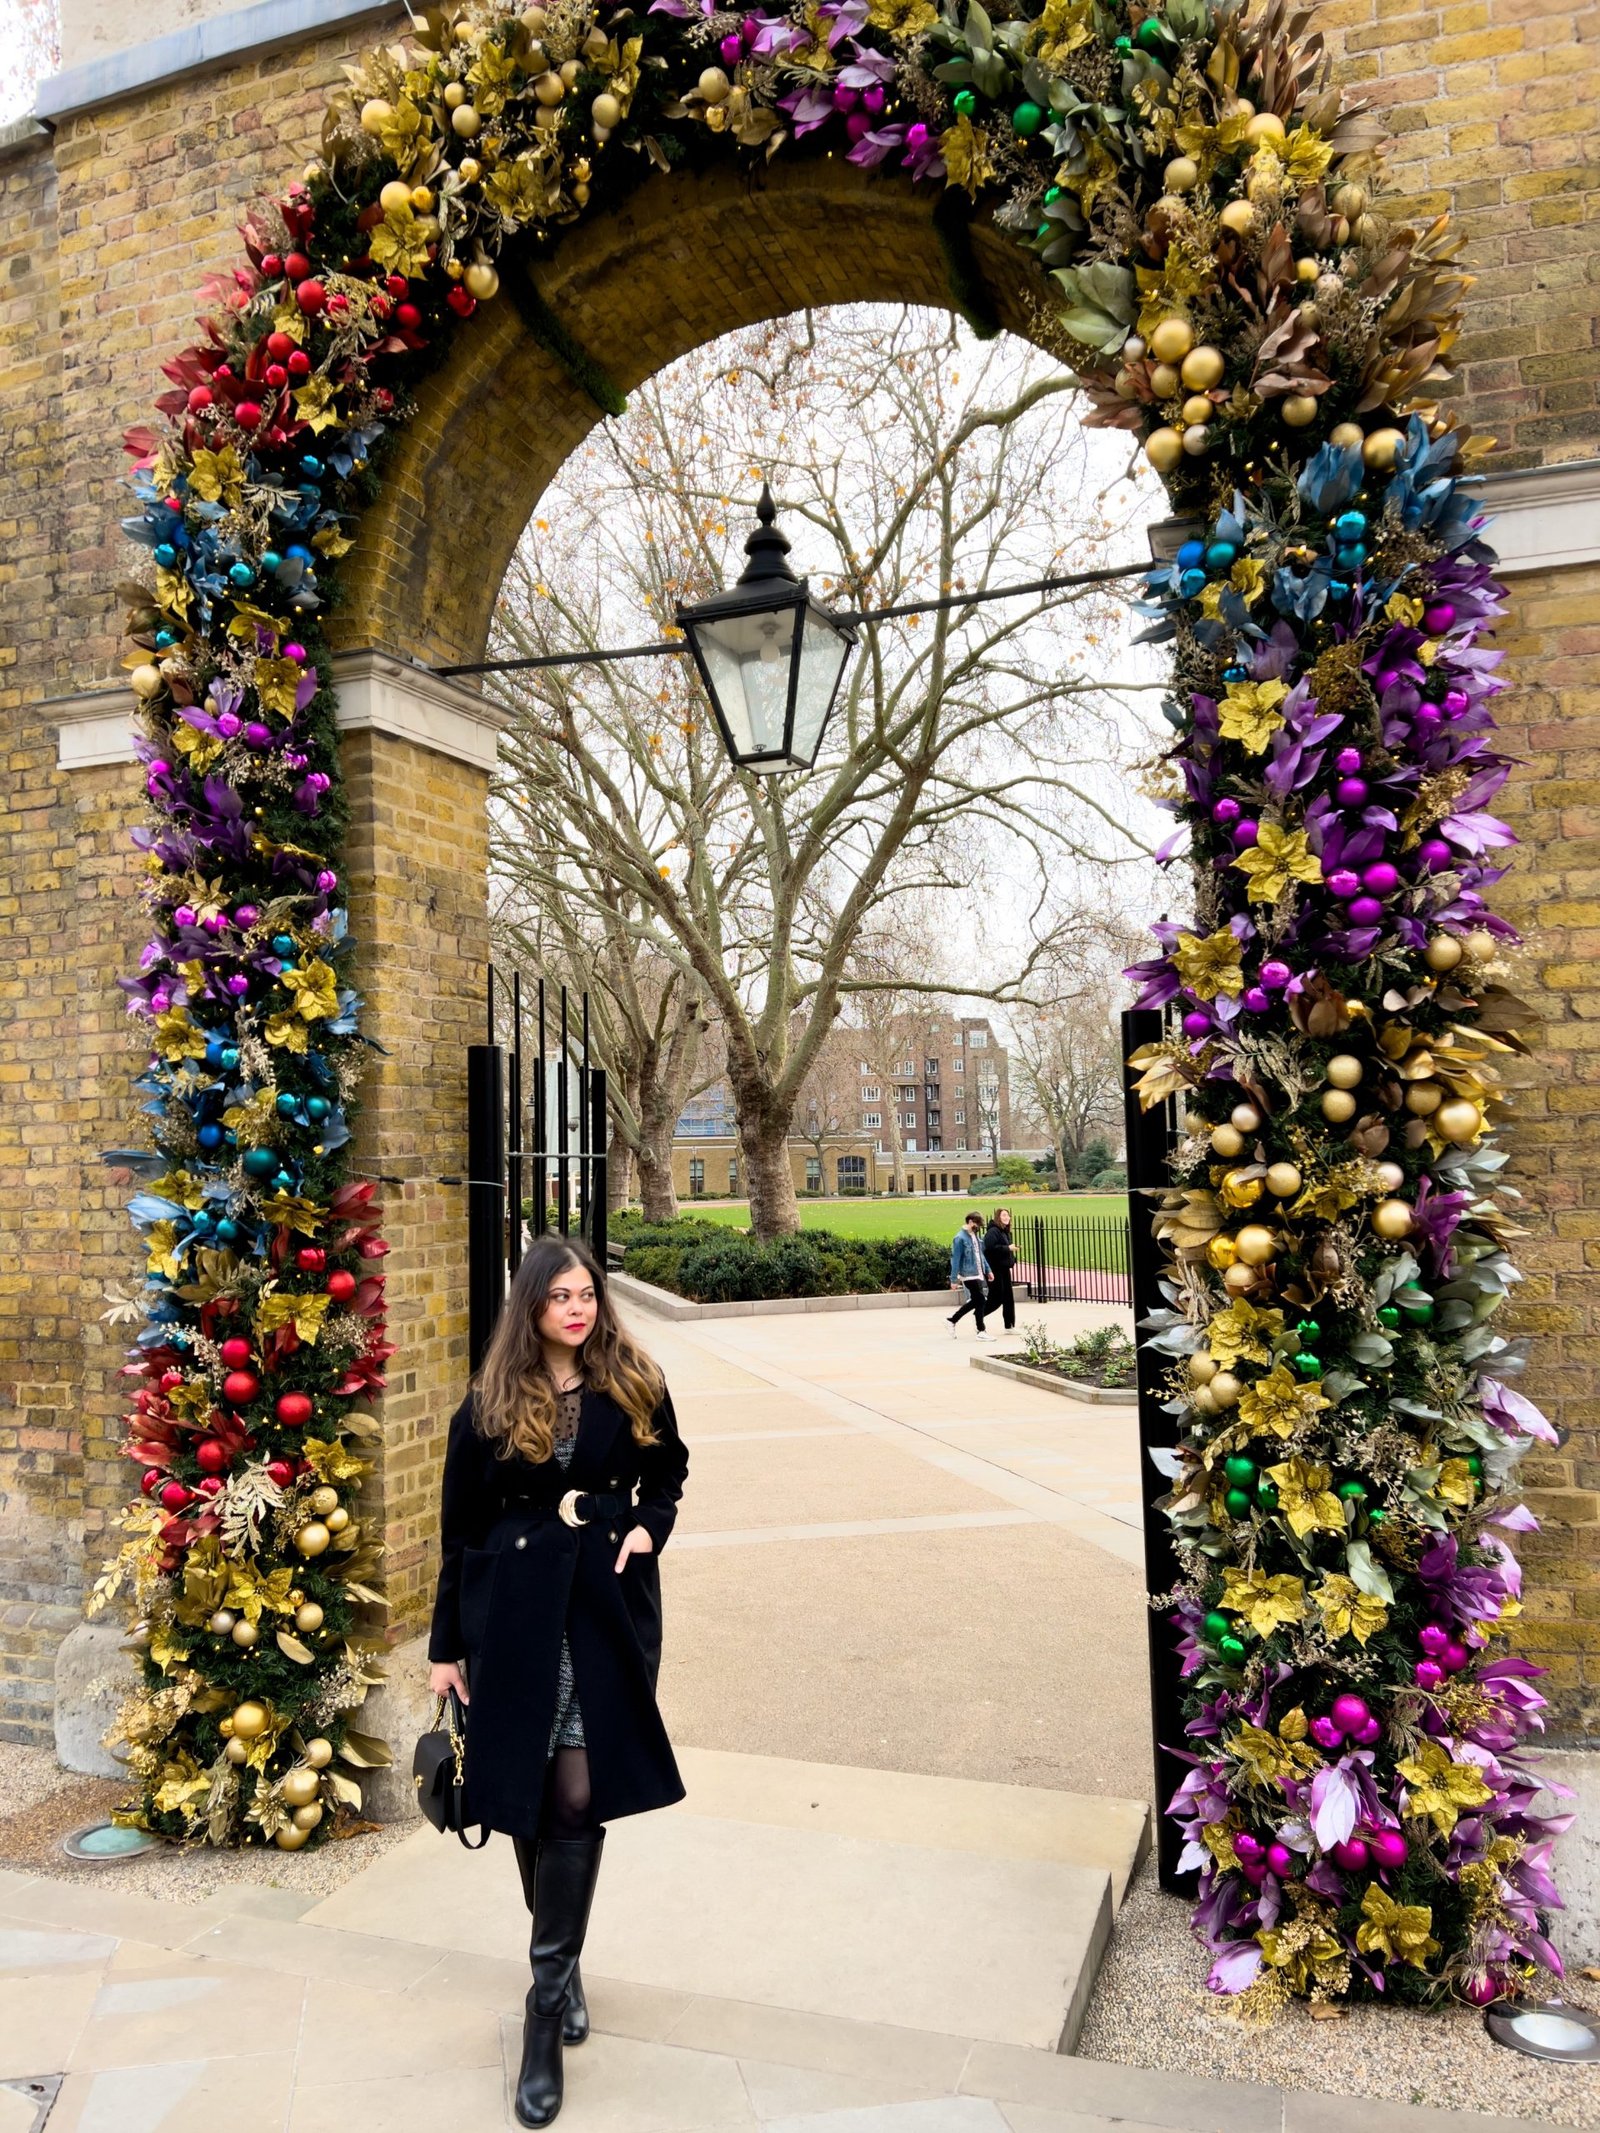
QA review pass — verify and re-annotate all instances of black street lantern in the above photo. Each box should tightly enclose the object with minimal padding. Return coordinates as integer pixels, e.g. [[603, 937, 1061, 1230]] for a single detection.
[[675, 484, 857, 775]]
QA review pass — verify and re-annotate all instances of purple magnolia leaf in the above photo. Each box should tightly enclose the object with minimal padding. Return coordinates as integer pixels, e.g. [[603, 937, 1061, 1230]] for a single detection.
[[1479, 1379, 1558, 1444], [847, 124, 905, 167], [1206, 1942, 1262, 1995], [1309, 1758, 1364, 1849], [779, 85, 836, 132]]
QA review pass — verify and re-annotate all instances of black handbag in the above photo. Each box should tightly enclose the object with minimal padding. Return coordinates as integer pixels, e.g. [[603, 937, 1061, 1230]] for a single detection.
[[412, 1686, 489, 1848]]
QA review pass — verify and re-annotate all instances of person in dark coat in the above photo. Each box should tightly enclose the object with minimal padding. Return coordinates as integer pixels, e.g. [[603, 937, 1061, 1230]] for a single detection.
[[428, 1234, 688, 2128], [983, 1206, 1018, 1333]]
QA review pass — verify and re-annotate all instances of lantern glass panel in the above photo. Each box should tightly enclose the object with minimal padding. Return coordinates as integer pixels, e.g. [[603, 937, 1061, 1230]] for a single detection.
[[695, 606, 798, 765], [792, 608, 853, 765]]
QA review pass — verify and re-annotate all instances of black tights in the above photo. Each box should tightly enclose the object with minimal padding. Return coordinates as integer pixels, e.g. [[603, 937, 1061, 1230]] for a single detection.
[[539, 1745, 600, 1838]]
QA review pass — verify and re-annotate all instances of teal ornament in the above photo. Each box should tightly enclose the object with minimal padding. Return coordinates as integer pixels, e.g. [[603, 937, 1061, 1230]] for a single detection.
[[262, 550, 283, 571], [276, 1092, 299, 1117], [241, 1148, 277, 1179], [1012, 100, 1044, 136], [1334, 510, 1366, 540], [228, 561, 255, 588], [1205, 541, 1237, 571], [306, 1095, 330, 1121], [154, 628, 175, 649], [1180, 567, 1207, 598], [153, 542, 177, 568], [272, 933, 295, 956], [215, 1218, 239, 1244], [220, 1046, 240, 1073]]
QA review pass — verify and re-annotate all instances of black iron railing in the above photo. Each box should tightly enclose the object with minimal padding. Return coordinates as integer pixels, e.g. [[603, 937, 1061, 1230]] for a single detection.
[[1018, 1214, 1132, 1305]]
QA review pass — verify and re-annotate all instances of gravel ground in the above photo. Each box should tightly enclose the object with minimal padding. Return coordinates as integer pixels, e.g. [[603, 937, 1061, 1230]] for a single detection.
[[1079, 1857, 1600, 2127], [0, 1740, 413, 1909]]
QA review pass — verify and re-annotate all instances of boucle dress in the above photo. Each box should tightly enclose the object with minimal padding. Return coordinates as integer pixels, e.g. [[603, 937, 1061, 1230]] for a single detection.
[[546, 1385, 586, 1755]]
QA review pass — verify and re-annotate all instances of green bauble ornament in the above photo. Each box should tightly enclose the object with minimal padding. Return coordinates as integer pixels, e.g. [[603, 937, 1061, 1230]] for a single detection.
[[1256, 1477, 1278, 1510], [1203, 1609, 1230, 1641], [1367, 1505, 1386, 1525], [1294, 1352, 1323, 1379], [1114, 33, 1132, 51], [953, 88, 977, 117], [1224, 1486, 1252, 1519], [1377, 1304, 1402, 1329], [1466, 1452, 1484, 1478], [1044, 183, 1061, 203], [1134, 14, 1167, 49], [1397, 1282, 1434, 1325], [1295, 1318, 1321, 1342], [1012, 100, 1044, 136], [1218, 1633, 1247, 1664], [1224, 1453, 1256, 1486], [1337, 1479, 1367, 1502]]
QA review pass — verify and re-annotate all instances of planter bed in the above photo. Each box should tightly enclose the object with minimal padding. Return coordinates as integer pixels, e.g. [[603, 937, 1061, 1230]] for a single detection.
[[610, 1270, 953, 1322], [970, 1353, 1138, 1405]]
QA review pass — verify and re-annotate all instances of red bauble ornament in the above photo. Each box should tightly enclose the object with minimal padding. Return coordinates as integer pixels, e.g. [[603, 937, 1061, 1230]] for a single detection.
[[158, 1481, 191, 1511], [261, 252, 283, 276], [287, 349, 312, 378], [187, 386, 213, 412], [276, 1391, 314, 1427], [140, 1468, 162, 1496], [215, 363, 233, 380], [267, 330, 294, 358], [195, 1439, 229, 1475], [446, 285, 477, 318], [295, 279, 327, 315], [284, 250, 311, 280], [219, 1337, 253, 1367], [265, 362, 287, 388], [370, 294, 390, 320], [296, 1247, 326, 1272], [197, 1475, 224, 1497], [265, 1459, 295, 1487], [222, 1370, 261, 1405], [396, 303, 422, 330], [235, 401, 263, 429], [159, 1368, 185, 1390], [386, 274, 409, 298], [326, 1270, 357, 1304], [327, 292, 348, 313]]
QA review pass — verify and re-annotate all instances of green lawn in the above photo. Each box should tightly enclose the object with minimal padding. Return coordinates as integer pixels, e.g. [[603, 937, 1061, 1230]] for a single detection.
[[664, 1193, 1124, 1245]]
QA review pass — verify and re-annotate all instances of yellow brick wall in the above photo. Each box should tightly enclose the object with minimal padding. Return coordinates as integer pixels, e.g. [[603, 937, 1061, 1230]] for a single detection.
[[1, 0, 1597, 1738]]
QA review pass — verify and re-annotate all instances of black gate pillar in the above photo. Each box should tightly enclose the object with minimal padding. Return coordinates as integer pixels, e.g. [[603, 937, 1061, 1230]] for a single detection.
[[1121, 1005, 1196, 1896], [467, 1040, 507, 1373]]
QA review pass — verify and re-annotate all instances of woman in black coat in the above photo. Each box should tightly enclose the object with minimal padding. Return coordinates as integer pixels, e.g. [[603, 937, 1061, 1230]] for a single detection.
[[428, 1235, 688, 2127], [983, 1207, 1018, 1332]]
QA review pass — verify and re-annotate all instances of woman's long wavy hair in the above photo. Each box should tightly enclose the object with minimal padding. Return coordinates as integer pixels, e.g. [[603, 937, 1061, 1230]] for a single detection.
[[473, 1235, 663, 1465]]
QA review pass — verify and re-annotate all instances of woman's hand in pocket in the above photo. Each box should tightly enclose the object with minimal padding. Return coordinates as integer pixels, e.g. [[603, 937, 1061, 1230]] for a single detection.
[[429, 1660, 469, 1705], [614, 1524, 654, 1575]]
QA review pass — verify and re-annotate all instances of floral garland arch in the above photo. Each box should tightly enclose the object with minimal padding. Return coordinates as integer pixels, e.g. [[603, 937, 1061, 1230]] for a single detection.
[[103, 0, 1567, 2006]]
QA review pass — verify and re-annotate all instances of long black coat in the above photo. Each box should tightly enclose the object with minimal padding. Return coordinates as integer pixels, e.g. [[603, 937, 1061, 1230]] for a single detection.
[[427, 1383, 690, 1836]]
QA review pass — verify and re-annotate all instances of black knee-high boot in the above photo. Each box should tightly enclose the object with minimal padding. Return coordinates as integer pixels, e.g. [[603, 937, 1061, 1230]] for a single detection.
[[512, 1838, 592, 2045], [512, 1832, 605, 2127]]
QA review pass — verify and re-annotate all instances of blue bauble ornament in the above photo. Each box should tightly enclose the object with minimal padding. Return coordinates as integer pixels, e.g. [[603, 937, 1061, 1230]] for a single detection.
[[299, 456, 323, 479], [220, 1046, 240, 1073], [197, 1122, 225, 1150], [1223, 664, 1248, 682], [262, 550, 283, 572], [306, 1096, 330, 1122], [1179, 567, 1207, 598], [205, 1036, 227, 1067], [1176, 539, 1205, 570], [1334, 510, 1367, 540], [241, 1147, 278, 1179], [228, 561, 255, 588], [1205, 541, 1237, 571], [276, 1092, 299, 1117], [272, 933, 295, 956], [1328, 578, 1351, 600], [215, 1218, 240, 1244], [153, 542, 177, 568], [154, 628, 175, 650]]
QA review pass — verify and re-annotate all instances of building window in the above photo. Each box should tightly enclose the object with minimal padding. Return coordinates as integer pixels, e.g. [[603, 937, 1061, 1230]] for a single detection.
[[900, 1057, 916, 1074], [925, 1058, 940, 1078], [838, 1155, 867, 1194], [968, 1030, 988, 1048], [688, 1157, 704, 1197], [952, 1031, 964, 1047], [952, 1057, 964, 1074], [902, 1112, 917, 1129], [863, 1111, 881, 1128], [956, 1138, 968, 1150], [862, 1083, 880, 1100], [954, 1108, 965, 1124], [805, 1154, 822, 1193], [728, 1158, 739, 1193], [930, 1139, 942, 1152]]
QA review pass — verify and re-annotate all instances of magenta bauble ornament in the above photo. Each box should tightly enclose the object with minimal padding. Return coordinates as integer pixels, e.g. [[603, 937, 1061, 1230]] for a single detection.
[[1309, 1715, 1343, 1750], [1415, 1659, 1445, 1690], [1423, 604, 1456, 632], [1444, 688, 1469, 716], [1414, 702, 1443, 729], [1336, 777, 1368, 807], [1362, 861, 1399, 894], [1330, 1693, 1370, 1736], [1335, 747, 1361, 774], [234, 904, 258, 926], [1442, 1639, 1468, 1673], [1243, 986, 1269, 1012], [245, 721, 272, 747], [1463, 1974, 1500, 2007], [1367, 1829, 1407, 1871], [1331, 1838, 1369, 1872], [1266, 1842, 1293, 1876], [1233, 1831, 1264, 1862], [1239, 1859, 1267, 1887], [1418, 839, 1451, 872], [1260, 959, 1291, 988], [1419, 1623, 1450, 1657], [1212, 796, 1241, 825], [1182, 1011, 1211, 1038], [1232, 819, 1258, 847], [1327, 869, 1360, 899], [173, 904, 197, 929]]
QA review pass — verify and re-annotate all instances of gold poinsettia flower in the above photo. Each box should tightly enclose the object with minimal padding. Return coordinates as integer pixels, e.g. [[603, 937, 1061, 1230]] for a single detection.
[[264, 1013, 310, 1054], [1239, 1364, 1328, 1441], [279, 957, 340, 1023], [1206, 1297, 1285, 1370], [252, 656, 302, 718], [170, 721, 222, 775], [1281, 125, 1334, 186], [1397, 1740, 1493, 1836], [1028, 0, 1093, 63], [257, 1289, 332, 1343], [869, 0, 938, 31], [940, 114, 995, 197], [1265, 1457, 1346, 1539], [1217, 677, 1289, 753], [1231, 556, 1268, 606], [1356, 1884, 1439, 1970], [155, 565, 193, 618], [1312, 1574, 1388, 1646], [1171, 926, 1245, 1000], [1233, 822, 1323, 905], [144, 1220, 183, 1283], [1227, 1711, 1321, 1786], [1435, 1457, 1478, 1507], [371, 95, 431, 169], [484, 150, 557, 227], [1257, 1904, 1349, 1996], [1221, 1566, 1306, 1637], [369, 208, 433, 279], [154, 1008, 208, 1062], [186, 446, 247, 507], [1385, 591, 1425, 627]]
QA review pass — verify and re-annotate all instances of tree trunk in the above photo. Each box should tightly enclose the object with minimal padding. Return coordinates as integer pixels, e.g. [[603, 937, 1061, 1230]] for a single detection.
[[1053, 1127, 1070, 1194], [607, 1122, 635, 1214], [637, 1141, 679, 1222], [887, 1108, 907, 1196], [741, 1119, 800, 1237]]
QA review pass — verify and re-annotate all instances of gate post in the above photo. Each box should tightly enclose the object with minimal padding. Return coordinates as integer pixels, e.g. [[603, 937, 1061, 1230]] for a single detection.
[[1121, 1005, 1195, 1894], [589, 1067, 609, 1263], [467, 1040, 507, 1372]]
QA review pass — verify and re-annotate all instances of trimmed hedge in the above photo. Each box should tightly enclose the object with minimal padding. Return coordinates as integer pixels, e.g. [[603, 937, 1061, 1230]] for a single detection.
[[612, 1214, 948, 1304]]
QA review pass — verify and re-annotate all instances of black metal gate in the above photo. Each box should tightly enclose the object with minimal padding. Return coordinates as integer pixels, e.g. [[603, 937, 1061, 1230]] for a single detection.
[[1121, 1004, 1195, 1896], [466, 970, 609, 1371]]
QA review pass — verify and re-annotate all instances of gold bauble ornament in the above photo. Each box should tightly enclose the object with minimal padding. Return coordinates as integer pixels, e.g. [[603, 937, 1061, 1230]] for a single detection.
[[324, 1506, 350, 1533], [225, 1736, 250, 1765], [1424, 933, 1463, 971], [1149, 317, 1195, 364], [1405, 1082, 1443, 1116], [1180, 345, 1225, 391], [1182, 424, 1210, 457], [1114, 370, 1141, 400], [1328, 421, 1364, 449], [1352, 213, 1380, 245], [1191, 1384, 1218, 1415], [294, 1602, 325, 1633], [1436, 1098, 1483, 1145], [559, 57, 580, 85], [1235, 1225, 1277, 1267], [1165, 155, 1200, 191], [410, 186, 434, 212], [219, 1715, 235, 1737], [592, 89, 622, 130], [1243, 111, 1286, 145], [274, 1824, 311, 1851], [698, 66, 730, 102], [459, 156, 481, 182], [1375, 1161, 1405, 1192], [1219, 199, 1256, 235], [379, 179, 413, 214], [1372, 1198, 1414, 1240], [360, 98, 393, 134], [1182, 395, 1214, 427], [1325, 1054, 1364, 1089], [1148, 362, 1180, 398], [451, 103, 481, 137], [1222, 1260, 1260, 1295], [1265, 1161, 1302, 1198], [1207, 1235, 1239, 1271], [1210, 1122, 1244, 1158], [1332, 182, 1367, 219], [464, 262, 500, 300], [1188, 1353, 1218, 1385], [1464, 927, 1497, 961], [520, 3, 547, 28], [231, 1701, 270, 1741], [1210, 1370, 1241, 1409], [310, 1486, 339, 1516], [583, 25, 610, 57], [1145, 428, 1184, 474], [1282, 394, 1318, 428], [305, 1737, 334, 1769], [287, 1590, 304, 1608], [572, 181, 591, 206], [1295, 256, 1320, 282], [209, 1609, 236, 1635], [442, 79, 466, 107], [130, 664, 164, 698], [534, 69, 565, 105], [1362, 427, 1405, 470], [1321, 1087, 1358, 1123], [292, 1803, 324, 1832], [1231, 1103, 1262, 1134], [294, 1521, 332, 1558], [230, 1618, 259, 1649], [281, 1767, 321, 1808]]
